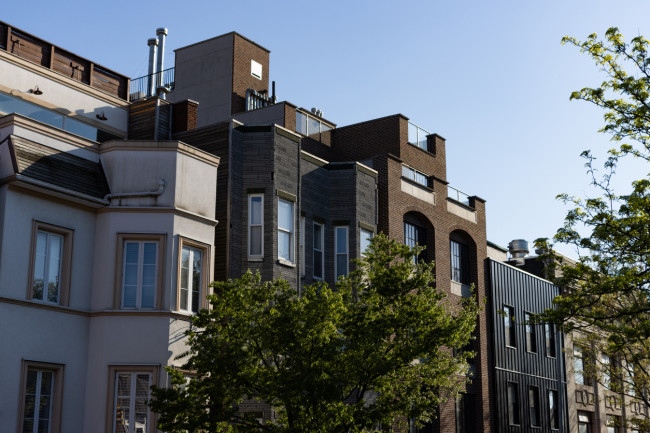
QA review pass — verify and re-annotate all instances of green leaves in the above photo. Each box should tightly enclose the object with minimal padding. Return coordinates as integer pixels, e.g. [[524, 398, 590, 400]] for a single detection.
[[150, 234, 479, 433]]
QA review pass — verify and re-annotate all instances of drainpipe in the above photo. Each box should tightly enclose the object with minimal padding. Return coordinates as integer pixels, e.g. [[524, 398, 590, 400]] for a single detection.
[[104, 179, 166, 204], [156, 28, 168, 96], [147, 38, 158, 97]]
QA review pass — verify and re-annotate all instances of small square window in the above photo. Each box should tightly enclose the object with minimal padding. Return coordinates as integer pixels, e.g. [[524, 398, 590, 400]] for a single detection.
[[251, 60, 262, 80], [114, 234, 165, 309], [28, 221, 73, 306]]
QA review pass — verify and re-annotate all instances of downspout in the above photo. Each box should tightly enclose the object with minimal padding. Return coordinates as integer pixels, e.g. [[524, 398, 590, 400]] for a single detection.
[[104, 179, 165, 204]]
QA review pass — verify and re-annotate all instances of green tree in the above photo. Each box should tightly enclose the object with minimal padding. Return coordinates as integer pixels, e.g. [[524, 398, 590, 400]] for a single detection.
[[150, 234, 478, 433], [538, 28, 650, 428]]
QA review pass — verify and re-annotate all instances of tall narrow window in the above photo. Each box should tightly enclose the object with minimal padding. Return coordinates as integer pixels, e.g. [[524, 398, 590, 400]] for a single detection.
[[335, 226, 348, 279], [504, 305, 516, 348], [404, 222, 425, 263], [450, 240, 470, 284], [529, 386, 540, 427], [313, 222, 324, 279], [248, 194, 264, 258], [278, 199, 294, 262], [507, 382, 520, 425], [574, 346, 591, 385], [112, 372, 152, 433], [29, 222, 73, 306], [525, 312, 537, 353], [299, 216, 305, 277], [602, 354, 611, 389], [545, 323, 556, 357], [607, 416, 621, 433], [19, 361, 64, 433], [179, 244, 203, 313], [548, 390, 558, 430], [360, 228, 373, 257], [122, 241, 157, 309], [578, 412, 592, 433]]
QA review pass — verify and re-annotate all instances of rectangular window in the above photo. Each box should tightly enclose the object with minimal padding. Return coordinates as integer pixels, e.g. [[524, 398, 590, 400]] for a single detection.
[[335, 226, 348, 279], [450, 240, 470, 284], [525, 312, 537, 353], [278, 198, 294, 262], [313, 222, 324, 279], [115, 234, 164, 310], [29, 221, 73, 306], [574, 346, 590, 385], [507, 382, 520, 425], [528, 386, 540, 427], [360, 228, 373, 257], [607, 415, 621, 433], [248, 194, 264, 258], [548, 389, 558, 430], [545, 323, 556, 357], [504, 305, 516, 348], [18, 361, 64, 433], [300, 216, 305, 277], [402, 165, 430, 187], [178, 238, 208, 314], [108, 366, 158, 433], [578, 411, 592, 433], [404, 222, 425, 263], [602, 354, 611, 389], [251, 59, 263, 79]]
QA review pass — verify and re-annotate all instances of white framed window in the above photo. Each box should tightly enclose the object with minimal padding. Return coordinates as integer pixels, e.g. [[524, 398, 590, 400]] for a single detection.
[[115, 234, 164, 310], [19, 361, 64, 433], [178, 238, 208, 314], [248, 194, 264, 258], [335, 226, 349, 279], [360, 228, 373, 258], [251, 59, 262, 80], [29, 221, 73, 306], [108, 365, 158, 433], [313, 222, 324, 279], [278, 198, 294, 262], [300, 216, 305, 277]]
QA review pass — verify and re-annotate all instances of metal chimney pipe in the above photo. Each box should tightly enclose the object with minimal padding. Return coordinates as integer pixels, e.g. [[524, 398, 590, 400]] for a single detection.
[[156, 28, 168, 92], [272, 80, 276, 102], [147, 38, 158, 97]]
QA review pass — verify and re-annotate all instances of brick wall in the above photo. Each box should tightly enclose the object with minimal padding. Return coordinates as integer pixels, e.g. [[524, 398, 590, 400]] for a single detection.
[[232, 34, 270, 116]]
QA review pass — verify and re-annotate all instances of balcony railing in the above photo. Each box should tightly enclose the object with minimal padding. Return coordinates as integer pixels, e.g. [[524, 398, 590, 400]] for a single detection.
[[129, 67, 175, 101], [245, 89, 276, 111], [448, 185, 471, 207], [408, 121, 431, 151]]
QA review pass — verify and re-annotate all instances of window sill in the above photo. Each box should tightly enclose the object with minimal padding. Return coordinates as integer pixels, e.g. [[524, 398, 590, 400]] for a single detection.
[[248, 257, 264, 262], [277, 258, 296, 268]]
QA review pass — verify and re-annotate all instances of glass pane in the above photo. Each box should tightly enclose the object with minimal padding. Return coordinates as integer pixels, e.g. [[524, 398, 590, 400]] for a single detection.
[[314, 250, 323, 278], [40, 372, 53, 396], [36, 420, 49, 433], [313, 224, 322, 250], [336, 227, 347, 254], [361, 229, 372, 254], [33, 232, 48, 300], [64, 117, 98, 141], [337, 254, 347, 278], [278, 231, 291, 261], [308, 117, 320, 136], [250, 196, 262, 225], [402, 166, 414, 180], [22, 419, 34, 433], [250, 226, 262, 256], [26, 370, 38, 394], [278, 199, 293, 231], [296, 111, 307, 135], [24, 395, 36, 418], [408, 122, 417, 144], [143, 243, 157, 265], [38, 395, 51, 421]]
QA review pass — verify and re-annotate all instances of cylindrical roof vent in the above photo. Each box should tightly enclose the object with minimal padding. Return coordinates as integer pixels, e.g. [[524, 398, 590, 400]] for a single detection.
[[508, 239, 529, 259]]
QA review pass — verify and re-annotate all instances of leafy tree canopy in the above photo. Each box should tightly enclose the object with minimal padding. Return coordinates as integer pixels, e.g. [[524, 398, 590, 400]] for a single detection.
[[150, 234, 479, 433], [538, 27, 650, 426]]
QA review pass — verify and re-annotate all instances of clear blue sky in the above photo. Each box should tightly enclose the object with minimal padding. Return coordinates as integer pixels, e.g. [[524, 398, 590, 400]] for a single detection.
[[4, 0, 649, 258]]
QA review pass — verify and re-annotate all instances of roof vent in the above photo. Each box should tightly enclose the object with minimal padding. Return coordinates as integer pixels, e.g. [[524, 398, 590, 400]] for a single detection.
[[508, 239, 529, 266], [311, 107, 323, 118]]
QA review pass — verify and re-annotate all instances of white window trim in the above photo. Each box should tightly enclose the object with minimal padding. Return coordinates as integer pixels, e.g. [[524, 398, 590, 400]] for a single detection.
[[335, 226, 349, 279], [28, 221, 73, 307], [248, 194, 264, 259], [278, 198, 295, 263], [177, 237, 210, 314], [313, 222, 324, 280], [300, 216, 305, 277]]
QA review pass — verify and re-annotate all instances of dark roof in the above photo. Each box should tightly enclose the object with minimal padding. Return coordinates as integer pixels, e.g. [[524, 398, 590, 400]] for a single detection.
[[9, 135, 109, 199]]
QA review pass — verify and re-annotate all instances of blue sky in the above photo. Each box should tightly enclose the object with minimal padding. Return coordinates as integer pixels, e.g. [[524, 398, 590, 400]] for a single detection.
[[5, 0, 650, 258]]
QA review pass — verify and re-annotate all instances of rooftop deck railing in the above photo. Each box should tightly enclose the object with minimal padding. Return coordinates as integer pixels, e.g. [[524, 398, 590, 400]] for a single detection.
[[245, 89, 276, 111], [129, 67, 175, 101], [408, 121, 431, 151], [448, 185, 472, 207]]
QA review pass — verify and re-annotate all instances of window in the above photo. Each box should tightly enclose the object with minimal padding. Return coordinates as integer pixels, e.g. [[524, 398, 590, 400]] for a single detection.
[[528, 386, 540, 427], [19, 361, 64, 433], [525, 312, 537, 353], [300, 216, 305, 277], [29, 221, 73, 306], [335, 226, 349, 279], [548, 390, 558, 430], [578, 411, 592, 433], [602, 354, 611, 389], [450, 240, 470, 284], [404, 222, 425, 263], [178, 238, 209, 314], [278, 198, 294, 262], [115, 234, 164, 310], [607, 415, 621, 433], [248, 194, 264, 258], [360, 228, 373, 257], [545, 323, 556, 357], [574, 346, 591, 385], [108, 366, 158, 433], [402, 165, 430, 188], [251, 60, 262, 79], [313, 222, 324, 279], [504, 305, 516, 348], [507, 382, 520, 425]]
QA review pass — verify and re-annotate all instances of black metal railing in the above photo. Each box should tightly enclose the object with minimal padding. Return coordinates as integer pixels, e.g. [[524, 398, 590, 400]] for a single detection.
[[130, 67, 175, 101]]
